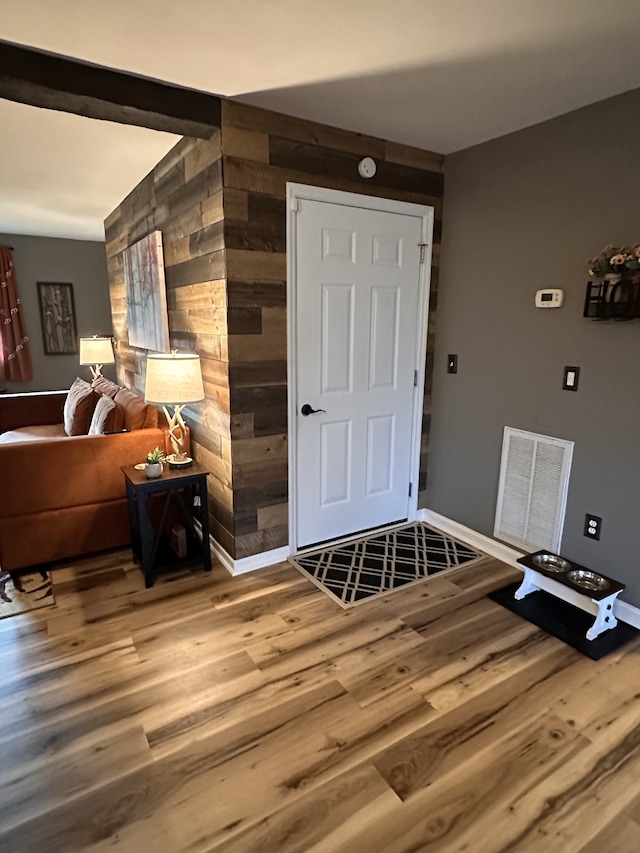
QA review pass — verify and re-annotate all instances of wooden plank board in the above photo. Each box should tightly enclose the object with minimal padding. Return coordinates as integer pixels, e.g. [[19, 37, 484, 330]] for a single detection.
[[222, 100, 388, 159], [257, 501, 289, 530], [226, 248, 287, 283], [229, 359, 287, 388], [222, 124, 270, 162], [269, 136, 445, 197], [184, 132, 222, 182], [223, 154, 443, 207], [164, 250, 226, 289], [359, 713, 587, 853], [1, 550, 638, 852], [223, 187, 249, 221]]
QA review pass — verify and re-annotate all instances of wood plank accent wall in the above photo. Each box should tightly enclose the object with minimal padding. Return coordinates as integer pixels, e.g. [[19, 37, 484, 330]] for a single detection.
[[105, 100, 444, 562], [220, 101, 445, 560], [104, 131, 235, 551]]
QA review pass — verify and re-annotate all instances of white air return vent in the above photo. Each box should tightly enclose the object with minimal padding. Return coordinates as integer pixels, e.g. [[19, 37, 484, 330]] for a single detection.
[[494, 427, 573, 553]]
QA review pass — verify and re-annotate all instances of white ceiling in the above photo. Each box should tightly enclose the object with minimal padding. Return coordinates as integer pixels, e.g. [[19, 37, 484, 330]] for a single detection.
[[3, 0, 640, 241]]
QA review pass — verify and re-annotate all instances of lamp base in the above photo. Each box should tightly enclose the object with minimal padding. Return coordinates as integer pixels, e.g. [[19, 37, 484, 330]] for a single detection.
[[167, 454, 193, 469]]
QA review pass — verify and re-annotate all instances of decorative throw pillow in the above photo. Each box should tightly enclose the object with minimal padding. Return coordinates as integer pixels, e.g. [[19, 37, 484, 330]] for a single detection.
[[113, 387, 158, 431], [88, 395, 125, 435], [63, 378, 99, 436], [91, 375, 120, 399]]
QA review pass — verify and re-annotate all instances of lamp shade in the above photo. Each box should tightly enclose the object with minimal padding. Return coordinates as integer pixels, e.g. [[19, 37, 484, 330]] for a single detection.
[[79, 336, 114, 365], [145, 352, 205, 405]]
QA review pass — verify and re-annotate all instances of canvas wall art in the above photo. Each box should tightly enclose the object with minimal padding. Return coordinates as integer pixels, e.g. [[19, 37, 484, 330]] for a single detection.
[[37, 282, 78, 355], [123, 230, 170, 352]]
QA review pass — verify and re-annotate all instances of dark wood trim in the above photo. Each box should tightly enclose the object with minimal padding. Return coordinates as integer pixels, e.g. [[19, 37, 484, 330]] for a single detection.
[[0, 40, 221, 138]]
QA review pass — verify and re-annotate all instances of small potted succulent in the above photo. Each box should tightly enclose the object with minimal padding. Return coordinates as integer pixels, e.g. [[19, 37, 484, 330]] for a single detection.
[[144, 447, 166, 479]]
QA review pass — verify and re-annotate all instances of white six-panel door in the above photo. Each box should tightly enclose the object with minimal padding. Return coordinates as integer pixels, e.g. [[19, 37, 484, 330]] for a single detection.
[[292, 192, 428, 549]]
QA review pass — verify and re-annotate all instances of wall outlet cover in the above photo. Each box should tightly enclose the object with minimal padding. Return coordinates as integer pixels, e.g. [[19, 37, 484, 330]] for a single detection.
[[584, 513, 601, 540]]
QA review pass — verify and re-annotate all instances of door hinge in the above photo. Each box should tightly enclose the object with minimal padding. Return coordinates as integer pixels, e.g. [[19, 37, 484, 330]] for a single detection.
[[414, 369, 418, 387], [408, 483, 413, 497], [418, 242, 428, 264]]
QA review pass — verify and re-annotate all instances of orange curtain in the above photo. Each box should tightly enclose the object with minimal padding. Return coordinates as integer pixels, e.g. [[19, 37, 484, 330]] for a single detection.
[[0, 246, 33, 382]]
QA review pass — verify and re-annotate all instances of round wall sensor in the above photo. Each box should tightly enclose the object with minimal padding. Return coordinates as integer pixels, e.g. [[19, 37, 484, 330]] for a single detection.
[[358, 157, 377, 179]]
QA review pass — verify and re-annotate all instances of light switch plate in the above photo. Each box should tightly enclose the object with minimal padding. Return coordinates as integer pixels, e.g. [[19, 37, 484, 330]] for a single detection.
[[563, 365, 579, 391]]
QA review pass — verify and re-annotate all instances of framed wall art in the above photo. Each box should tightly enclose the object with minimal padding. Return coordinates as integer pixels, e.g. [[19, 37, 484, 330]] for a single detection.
[[123, 230, 170, 352], [37, 282, 78, 355]]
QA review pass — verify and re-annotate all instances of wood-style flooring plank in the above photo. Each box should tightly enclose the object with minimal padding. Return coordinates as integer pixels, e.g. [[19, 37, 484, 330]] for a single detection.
[[203, 763, 397, 853], [481, 697, 640, 852], [0, 679, 350, 853], [579, 815, 640, 853], [0, 725, 151, 834], [0, 545, 637, 853], [372, 645, 579, 800], [339, 712, 587, 853]]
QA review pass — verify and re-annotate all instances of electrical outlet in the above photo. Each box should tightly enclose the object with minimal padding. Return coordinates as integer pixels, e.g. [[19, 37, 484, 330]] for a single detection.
[[584, 514, 601, 541], [447, 354, 458, 374]]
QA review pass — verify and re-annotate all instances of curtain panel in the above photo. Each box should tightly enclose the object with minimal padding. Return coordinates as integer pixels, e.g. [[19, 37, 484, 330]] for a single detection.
[[0, 246, 33, 382]]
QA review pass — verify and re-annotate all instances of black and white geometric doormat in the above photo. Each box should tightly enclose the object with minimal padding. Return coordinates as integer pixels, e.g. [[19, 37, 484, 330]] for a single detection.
[[289, 523, 483, 608]]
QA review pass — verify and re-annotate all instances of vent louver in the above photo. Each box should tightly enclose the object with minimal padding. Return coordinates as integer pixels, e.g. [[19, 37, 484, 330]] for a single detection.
[[494, 427, 573, 553]]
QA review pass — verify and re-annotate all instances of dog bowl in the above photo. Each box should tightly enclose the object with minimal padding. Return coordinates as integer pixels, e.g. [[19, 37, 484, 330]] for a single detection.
[[531, 553, 571, 573], [567, 569, 610, 592]]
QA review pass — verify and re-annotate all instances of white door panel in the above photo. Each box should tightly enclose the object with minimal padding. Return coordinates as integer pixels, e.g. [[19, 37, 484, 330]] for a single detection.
[[295, 198, 423, 547], [366, 415, 395, 495], [369, 285, 400, 389], [320, 420, 352, 505], [321, 283, 354, 393]]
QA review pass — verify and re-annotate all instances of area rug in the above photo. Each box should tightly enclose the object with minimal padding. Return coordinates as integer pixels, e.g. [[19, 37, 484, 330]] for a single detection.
[[290, 523, 483, 607], [489, 582, 639, 660], [0, 569, 54, 620]]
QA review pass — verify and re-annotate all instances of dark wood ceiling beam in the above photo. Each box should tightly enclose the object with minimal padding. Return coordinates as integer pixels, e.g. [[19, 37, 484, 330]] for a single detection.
[[0, 40, 221, 138]]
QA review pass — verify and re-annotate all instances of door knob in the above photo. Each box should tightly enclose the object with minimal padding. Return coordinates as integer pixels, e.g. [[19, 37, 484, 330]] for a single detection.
[[301, 403, 326, 416]]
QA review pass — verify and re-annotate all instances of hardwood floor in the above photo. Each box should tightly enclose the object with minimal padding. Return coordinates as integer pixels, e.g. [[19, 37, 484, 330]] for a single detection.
[[1, 548, 639, 852]]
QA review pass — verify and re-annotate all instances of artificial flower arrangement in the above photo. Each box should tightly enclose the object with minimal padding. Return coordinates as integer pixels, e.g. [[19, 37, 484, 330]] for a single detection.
[[588, 244, 640, 278]]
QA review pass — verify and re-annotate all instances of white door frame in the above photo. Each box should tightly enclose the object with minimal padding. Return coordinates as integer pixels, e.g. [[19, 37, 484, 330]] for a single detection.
[[287, 182, 434, 555]]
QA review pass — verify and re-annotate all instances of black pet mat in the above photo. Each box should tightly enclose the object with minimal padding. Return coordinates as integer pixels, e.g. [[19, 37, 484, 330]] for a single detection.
[[489, 582, 639, 660]]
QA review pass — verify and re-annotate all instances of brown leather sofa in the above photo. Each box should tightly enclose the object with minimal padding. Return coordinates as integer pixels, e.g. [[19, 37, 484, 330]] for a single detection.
[[0, 383, 174, 572]]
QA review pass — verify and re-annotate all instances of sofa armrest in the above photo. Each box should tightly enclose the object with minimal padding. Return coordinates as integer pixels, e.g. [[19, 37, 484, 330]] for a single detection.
[[0, 390, 67, 433], [0, 427, 172, 518]]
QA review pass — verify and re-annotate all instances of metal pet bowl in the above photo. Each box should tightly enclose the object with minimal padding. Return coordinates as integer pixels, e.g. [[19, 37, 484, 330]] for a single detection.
[[567, 569, 610, 592], [531, 553, 571, 573]]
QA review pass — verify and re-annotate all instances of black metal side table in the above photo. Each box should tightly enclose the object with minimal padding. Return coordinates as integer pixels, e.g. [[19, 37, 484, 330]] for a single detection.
[[122, 463, 211, 588]]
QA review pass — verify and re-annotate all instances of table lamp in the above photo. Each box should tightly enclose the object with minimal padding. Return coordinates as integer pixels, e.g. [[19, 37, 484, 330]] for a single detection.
[[79, 336, 115, 379], [145, 352, 204, 468]]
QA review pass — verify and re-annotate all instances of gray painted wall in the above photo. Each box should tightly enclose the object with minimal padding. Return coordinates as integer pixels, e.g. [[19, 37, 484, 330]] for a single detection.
[[0, 233, 114, 392], [427, 87, 640, 606]]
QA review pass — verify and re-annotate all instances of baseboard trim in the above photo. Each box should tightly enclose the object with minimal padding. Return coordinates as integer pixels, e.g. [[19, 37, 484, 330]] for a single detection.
[[419, 509, 525, 568], [614, 599, 640, 631], [209, 536, 290, 577], [205, 511, 640, 628], [419, 508, 640, 630]]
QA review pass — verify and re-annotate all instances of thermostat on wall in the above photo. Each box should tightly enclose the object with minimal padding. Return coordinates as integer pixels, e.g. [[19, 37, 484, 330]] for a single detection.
[[535, 288, 564, 308]]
